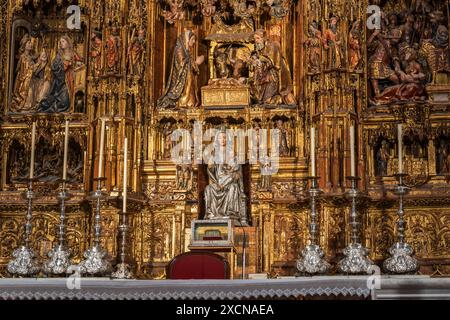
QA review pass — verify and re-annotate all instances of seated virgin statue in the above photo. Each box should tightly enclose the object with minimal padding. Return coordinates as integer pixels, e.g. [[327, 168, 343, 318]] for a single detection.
[[204, 130, 248, 225]]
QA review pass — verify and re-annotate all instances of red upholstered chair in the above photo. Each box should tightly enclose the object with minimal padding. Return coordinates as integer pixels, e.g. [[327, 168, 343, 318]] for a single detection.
[[167, 252, 230, 279]]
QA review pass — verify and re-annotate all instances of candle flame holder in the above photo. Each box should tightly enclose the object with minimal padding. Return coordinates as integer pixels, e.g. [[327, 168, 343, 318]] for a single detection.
[[7, 179, 40, 276], [296, 176, 330, 275], [78, 178, 112, 276], [383, 173, 418, 274], [338, 176, 375, 274], [43, 180, 73, 275]]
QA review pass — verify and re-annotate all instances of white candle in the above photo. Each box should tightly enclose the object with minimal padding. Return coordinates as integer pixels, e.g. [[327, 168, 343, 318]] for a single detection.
[[62, 120, 70, 181], [98, 118, 106, 178], [29, 122, 36, 179], [350, 125, 356, 177], [123, 137, 128, 213], [311, 127, 316, 176], [398, 124, 403, 174]]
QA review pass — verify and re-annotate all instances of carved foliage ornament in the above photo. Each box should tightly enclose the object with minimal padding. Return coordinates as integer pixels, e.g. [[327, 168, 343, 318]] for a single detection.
[[13, 0, 83, 12]]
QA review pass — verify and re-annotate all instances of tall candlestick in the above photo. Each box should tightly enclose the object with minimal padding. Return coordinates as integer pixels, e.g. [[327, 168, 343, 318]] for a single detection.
[[350, 125, 356, 177], [62, 120, 70, 181], [311, 127, 316, 176], [123, 137, 128, 213], [30, 122, 36, 179], [98, 119, 106, 178], [398, 124, 403, 174]]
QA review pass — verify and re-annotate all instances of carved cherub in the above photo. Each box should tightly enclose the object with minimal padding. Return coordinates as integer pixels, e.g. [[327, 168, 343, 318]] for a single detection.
[[162, 0, 186, 24], [201, 0, 216, 17]]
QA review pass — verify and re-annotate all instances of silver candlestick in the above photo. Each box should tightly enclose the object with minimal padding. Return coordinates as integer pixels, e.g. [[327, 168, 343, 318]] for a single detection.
[[383, 174, 418, 274], [297, 176, 330, 275], [43, 180, 72, 275], [7, 179, 40, 276], [111, 201, 134, 279], [338, 176, 374, 274], [78, 178, 112, 275]]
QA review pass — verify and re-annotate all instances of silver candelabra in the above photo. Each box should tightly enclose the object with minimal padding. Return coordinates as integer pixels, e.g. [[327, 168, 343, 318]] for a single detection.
[[78, 178, 112, 276], [111, 201, 135, 279], [338, 176, 374, 274], [7, 179, 40, 276], [43, 180, 72, 275], [296, 176, 330, 275], [383, 173, 418, 274]]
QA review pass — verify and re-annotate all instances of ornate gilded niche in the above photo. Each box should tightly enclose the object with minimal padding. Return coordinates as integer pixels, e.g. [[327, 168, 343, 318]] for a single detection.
[[7, 1, 88, 115], [365, 0, 450, 185], [156, 0, 298, 111], [5, 123, 86, 188], [200, 8, 255, 108], [367, 0, 450, 106]]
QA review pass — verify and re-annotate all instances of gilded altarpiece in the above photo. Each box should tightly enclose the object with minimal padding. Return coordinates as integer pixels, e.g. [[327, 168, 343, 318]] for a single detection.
[[0, 0, 448, 278]]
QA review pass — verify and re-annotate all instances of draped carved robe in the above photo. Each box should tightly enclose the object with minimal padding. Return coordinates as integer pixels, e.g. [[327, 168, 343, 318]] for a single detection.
[[204, 163, 245, 221], [258, 40, 296, 105], [11, 52, 48, 113], [157, 31, 199, 109], [39, 50, 81, 113]]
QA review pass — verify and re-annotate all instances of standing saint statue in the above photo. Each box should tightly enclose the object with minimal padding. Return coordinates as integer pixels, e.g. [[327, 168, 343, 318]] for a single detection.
[[376, 140, 390, 176], [157, 29, 205, 109], [204, 129, 248, 225], [39, 36, 83, 113], [89, 31, 103, 79], [10, 34, 49, 113], [105, 28, 121, 75], [305, 22, 322, 74], [275, 119, 290, 157], [127, 27, 147, 80], [348, 21, 362, 72], [323, 17, 345, 70]]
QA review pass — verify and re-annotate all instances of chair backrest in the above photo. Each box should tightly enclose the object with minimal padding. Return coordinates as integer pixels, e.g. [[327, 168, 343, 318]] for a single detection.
[[167, 252, 230, 279]]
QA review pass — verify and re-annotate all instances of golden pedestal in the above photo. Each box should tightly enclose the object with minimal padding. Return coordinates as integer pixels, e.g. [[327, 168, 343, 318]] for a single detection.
[[201, 85, 250, 109], [426, 84, 450, 103]]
